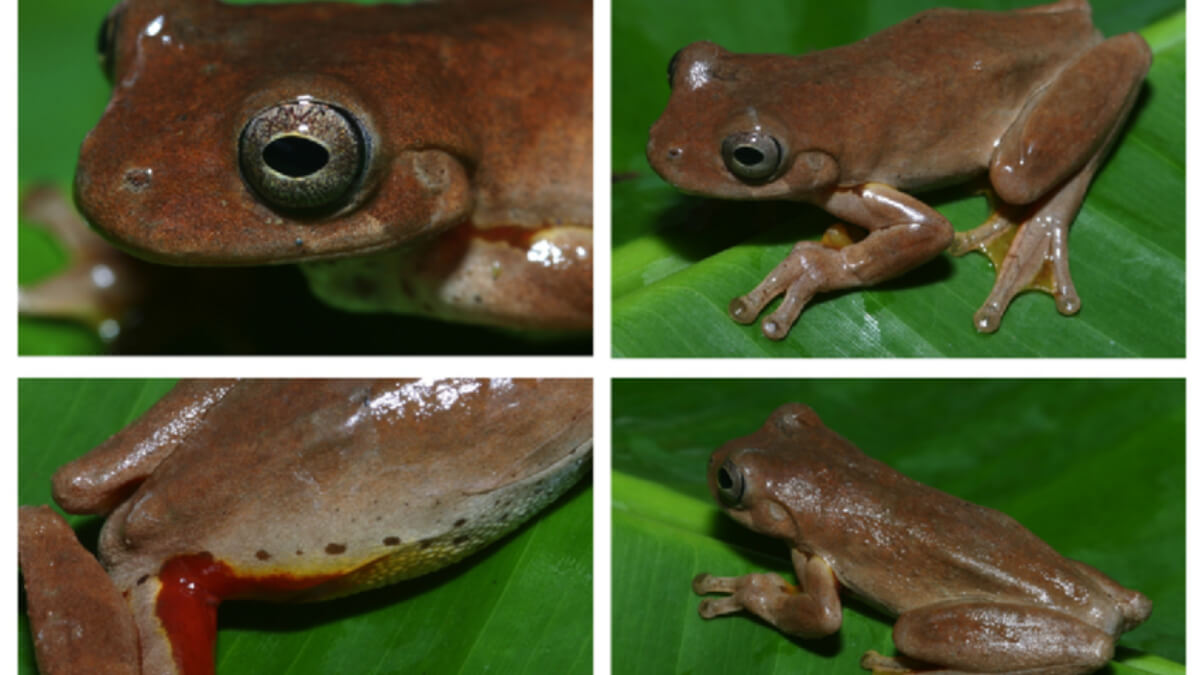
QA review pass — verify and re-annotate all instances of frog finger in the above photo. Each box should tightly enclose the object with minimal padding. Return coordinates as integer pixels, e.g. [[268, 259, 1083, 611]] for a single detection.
[[761, 276, 815, 340]]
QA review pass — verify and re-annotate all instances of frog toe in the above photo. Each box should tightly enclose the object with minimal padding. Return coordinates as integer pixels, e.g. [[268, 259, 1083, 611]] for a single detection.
[[967, 208, 1079, 332]]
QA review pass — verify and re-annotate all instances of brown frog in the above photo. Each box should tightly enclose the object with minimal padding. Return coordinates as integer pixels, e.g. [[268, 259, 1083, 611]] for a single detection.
[[19, 379, 592, 674], [695, 403, 1151, 673], [648, 0, 1150, 338], [22, 0, 592, 337]]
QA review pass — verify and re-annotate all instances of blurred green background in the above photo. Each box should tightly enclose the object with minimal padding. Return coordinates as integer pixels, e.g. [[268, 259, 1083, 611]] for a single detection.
[[612, 0, 1185, 357], [19, 379, 593, 674], [612, 379, 1184, 673]]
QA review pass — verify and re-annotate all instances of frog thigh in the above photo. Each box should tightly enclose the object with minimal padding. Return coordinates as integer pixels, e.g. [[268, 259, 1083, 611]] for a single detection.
[[891, 600, 1113, 673], [52, 380, 237, 515], [990, 33, 1151, 206], [19, 506, 139, 675]]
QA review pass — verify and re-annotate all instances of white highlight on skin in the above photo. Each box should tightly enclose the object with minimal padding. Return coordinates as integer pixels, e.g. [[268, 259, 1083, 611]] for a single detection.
[[527, 240, 566, 266], [144, 15, 164, 37], [687, 60, 710, 88], [863, 187, 926, 225], [362, 378, 495, 423]]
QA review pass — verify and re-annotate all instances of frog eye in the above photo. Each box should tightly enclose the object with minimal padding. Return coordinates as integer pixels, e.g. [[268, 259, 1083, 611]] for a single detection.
[[239, 99, 368, 212], [716, 459, 746, 507], [96, 5, 123, 83], [666, 48, 683, 88], [721, 131, 782, 183]]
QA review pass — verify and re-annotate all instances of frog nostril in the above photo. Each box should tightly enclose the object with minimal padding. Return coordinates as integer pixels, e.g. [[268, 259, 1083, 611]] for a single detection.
[[263, 136, 330, 178]]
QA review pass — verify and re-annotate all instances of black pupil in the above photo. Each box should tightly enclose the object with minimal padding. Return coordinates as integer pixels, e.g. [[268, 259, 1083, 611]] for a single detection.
[[718, 466, 734, 490], [263, 137, 330, 178], [734, 146, 764, 167]]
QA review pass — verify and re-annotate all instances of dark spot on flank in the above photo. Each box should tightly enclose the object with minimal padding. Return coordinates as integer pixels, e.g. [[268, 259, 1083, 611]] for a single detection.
[[419, 539, 433, 550], [296, 550, 304, 556], [325, 543, 347, 555], [452, 535, 469, 545], [383, 536, 401, 546], [255, 550, 271, 561], [137, 575, 150, 585], [454, 518, 467, 528]]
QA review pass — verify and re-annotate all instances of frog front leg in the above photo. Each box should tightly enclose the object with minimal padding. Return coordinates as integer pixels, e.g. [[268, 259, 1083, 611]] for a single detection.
[[693, 549, 841, 637], [950, 32, 1152, 332], [729, 183, 953, 339], [52, 379, 237, 514], [19, 506, 139, 675], [18, 186, 151, 341], [862, 600, 1118, 675]]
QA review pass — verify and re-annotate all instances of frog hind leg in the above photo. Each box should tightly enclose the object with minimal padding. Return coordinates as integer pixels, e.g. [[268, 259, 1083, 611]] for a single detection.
[[19, 506, 139, 675], [951, 33, 1151, 333], [869, 600, 1115, 675], [52, 380, 237, 515]]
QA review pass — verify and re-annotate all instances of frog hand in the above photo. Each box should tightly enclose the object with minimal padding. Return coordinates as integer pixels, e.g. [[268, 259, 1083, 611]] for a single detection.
[[18, 185, 150, 341], [730, 183, 953, 340], [691, 553, 842, 639]]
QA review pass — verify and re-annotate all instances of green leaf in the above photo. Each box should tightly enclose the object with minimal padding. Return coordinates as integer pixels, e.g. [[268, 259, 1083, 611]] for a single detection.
[[18, 380, 592, 674], [612, 379, 1184, 673], [613, 1, 1185, 357]]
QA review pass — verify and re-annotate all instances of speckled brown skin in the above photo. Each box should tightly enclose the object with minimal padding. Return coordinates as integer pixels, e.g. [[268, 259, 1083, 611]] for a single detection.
[[648, 0, 1149, 338], [74, 0, 592, 330], [22, 378, 592, 674], [694, 403, 1150, 674], [19, 506, 139, 675]]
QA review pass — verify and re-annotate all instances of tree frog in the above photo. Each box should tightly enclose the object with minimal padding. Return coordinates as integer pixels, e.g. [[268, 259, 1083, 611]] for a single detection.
[[695, 403, 1151, 673], [19, 379, 592, 675], [647, 0, 1150, 339], [23, 0, 592, 336]]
